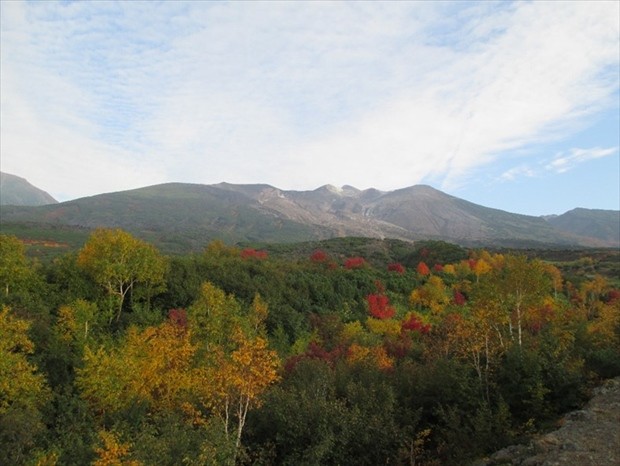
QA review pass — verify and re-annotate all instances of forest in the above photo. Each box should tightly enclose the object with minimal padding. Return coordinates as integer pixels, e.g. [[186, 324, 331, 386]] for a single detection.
[[1, 229, 619, 465]]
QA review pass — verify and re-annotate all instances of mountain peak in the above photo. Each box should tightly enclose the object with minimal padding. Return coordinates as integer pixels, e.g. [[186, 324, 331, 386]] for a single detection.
[[0, 172, 58, 206]]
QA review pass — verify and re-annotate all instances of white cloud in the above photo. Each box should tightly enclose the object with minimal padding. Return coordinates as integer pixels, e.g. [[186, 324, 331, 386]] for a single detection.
[[500, 165, 536, 181], [497, 146, 618, 182], [546, 147, 618, 174], [1, 1, 618, 200]]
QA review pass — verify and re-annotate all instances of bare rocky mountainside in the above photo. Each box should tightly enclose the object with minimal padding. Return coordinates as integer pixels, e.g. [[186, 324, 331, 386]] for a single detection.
[[0, 172, 57, 206], [476, 377, 620, 466], [1, 181, 618, 251]]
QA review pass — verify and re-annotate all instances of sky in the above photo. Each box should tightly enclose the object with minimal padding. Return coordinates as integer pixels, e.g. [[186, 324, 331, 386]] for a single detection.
[[1, 0, 619, 216]]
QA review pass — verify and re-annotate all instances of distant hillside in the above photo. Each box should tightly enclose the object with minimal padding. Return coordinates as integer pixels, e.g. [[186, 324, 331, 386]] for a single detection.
[[0, 172, 58, 206], [546, 208, 620, 246], [0, 182, 617, 252]]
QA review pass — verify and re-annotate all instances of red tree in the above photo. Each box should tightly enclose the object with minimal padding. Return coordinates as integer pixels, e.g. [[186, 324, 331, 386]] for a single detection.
[[387, 263, 406, 274], [417, 261, 430, 276], [310, 250, 328, 263], [401, 314, 431, 334], [240, 248, 268, 260], [453, 290, 467, 306], [344, 257, 367, 269], [367, 293, 396, 320]]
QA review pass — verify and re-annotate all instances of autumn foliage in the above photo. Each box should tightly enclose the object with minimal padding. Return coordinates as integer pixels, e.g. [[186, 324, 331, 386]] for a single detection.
[[387, 262, 406, 274], [416, 261, 431, 276], [367, 293, 396, 320], [344, 256, 367, 269], [240, 248, 268, 260], [401, 313, 431, 334], [2, 229, 619, 466]]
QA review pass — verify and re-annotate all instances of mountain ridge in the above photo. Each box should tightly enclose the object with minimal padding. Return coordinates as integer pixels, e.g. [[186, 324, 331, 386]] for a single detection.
[[1, 180, 618, 252]]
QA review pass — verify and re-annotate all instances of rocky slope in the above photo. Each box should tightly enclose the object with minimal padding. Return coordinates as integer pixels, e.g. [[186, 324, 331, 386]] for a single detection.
[[477, 377, 620, 466]]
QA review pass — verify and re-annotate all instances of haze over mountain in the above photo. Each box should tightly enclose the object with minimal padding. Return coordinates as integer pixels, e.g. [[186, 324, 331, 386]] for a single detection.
[[1, 181, 617, 252], [0, 172, 58, 206]]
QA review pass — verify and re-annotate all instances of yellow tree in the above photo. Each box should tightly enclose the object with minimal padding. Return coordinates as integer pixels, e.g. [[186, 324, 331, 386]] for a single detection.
[[472, 258, 492, 283], [77, 319, 196, 415], [0, 234, 31, 297], [0, 307, 49, 415], [410, 275, 450, 315], [79, 285, 280, 463], [77, 229, 167, 322], [448, 305, 506, 402], [0, 307, 50, 464], [480, 255, 549, 348], [56, 299, 98, 348], [207, 331, 280, 454], [189, 285, 280, 460], [93, 430, 142, 466]]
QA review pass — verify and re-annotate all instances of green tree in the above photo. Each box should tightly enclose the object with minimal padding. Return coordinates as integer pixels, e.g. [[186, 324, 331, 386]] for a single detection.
[[77, 229, 167, 322]]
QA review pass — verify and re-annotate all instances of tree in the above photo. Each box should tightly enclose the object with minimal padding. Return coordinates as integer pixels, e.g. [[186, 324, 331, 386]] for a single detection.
[[93, 430, 142, 466], [416, 262, 430, 276], [0, 307, 50, 465], [0, 234, 30, 297], [189, 286, 280, 461], [77, 318, 196, 415], [56, 299, 98, 348], [205, 331, 280, 455], [410, 275, 450, 314], [473, 255, 550, 348], [77, 229, 167, 322]]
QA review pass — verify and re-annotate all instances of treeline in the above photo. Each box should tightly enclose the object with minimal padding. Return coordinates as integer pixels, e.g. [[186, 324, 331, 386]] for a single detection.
[[1, 230, 619, 465]]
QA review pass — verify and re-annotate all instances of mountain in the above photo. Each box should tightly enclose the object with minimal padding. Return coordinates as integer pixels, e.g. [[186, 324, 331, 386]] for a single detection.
[[0, 172, 58, 206], [546, 208, 620, 246], [0, 182, 617, 252]]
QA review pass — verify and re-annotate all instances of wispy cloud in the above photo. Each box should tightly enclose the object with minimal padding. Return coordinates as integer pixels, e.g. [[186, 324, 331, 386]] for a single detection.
[[498, 146, 618, 181], [500, 165, 536, 181], [1, 1, 618, 200], [546, 147, 618, 174]]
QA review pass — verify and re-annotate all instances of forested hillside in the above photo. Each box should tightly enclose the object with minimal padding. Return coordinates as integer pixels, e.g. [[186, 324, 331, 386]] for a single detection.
[[1, 231, 618, 465]]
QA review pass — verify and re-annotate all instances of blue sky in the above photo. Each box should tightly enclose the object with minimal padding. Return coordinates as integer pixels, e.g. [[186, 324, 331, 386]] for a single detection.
[[1, 0, 618, 216]]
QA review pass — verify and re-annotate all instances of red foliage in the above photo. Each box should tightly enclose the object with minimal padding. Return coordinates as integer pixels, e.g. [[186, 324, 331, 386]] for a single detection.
[[168, 308, 188, 329], [453, 290, 467, 306], [606, 289, 620, 303], [416, 261, 430, 276], [401, 314, 431, 334], [384, 335, 413, 359], [344, 257, 367, 269], [284, 341, 344, 373], [387, 263, 406, 274], [310, 249, 328, 262], [367, 293, 396, 320], [527, 303, 554, 334], [240, 248, 268, 260], [433, 263, 444, 273], [468, 258, 477, 270]]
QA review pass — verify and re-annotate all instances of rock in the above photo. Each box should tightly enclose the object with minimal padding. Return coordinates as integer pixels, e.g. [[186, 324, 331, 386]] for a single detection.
[[476, 377, 620, 466]]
